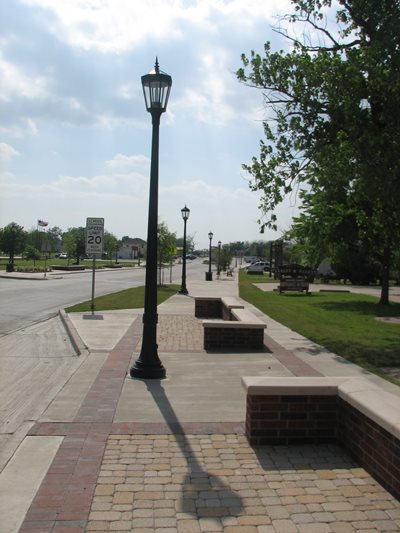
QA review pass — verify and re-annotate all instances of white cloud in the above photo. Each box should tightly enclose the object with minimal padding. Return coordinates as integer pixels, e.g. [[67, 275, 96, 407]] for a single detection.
[[21, 0, 291, 52], [0, 143, 20, 161], [0, 54, 49, 101], [106, 153, 150, 170], [0, 118, 39, 138], [0, 171, 16, 181], [176, 49, 236, 125], [21, 0, 184, 52]]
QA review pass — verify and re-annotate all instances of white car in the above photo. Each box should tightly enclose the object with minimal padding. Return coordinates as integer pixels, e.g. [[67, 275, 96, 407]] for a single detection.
[[246, 261, 270, 273]]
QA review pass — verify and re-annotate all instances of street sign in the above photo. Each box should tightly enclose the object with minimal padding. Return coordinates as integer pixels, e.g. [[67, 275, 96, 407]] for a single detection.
[[86, 217, 104, 256]]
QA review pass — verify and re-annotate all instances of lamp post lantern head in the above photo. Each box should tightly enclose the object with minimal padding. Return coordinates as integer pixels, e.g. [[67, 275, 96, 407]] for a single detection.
[[141, 58, 172, 114], [208, 231, 213, 241], [181, 205, 190, 221], [218, 241, 221, 247]]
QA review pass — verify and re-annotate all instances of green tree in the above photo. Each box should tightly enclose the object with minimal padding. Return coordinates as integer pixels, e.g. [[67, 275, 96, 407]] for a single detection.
[[0, 222, 27, 267], [104, 231, 120, 262], [158, 222, 177, 286], [27, 229, 43, 252], [63, 234, 76, 265], [23, 245, 41, 263], [63, 227, 86, 264], [219, 245, 233, 271], [237, 0, 400, 304], [46, 226, 63, 254], [176, 234, 195, 254]]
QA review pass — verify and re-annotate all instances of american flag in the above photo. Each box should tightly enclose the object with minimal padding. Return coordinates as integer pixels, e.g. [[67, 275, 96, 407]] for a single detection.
[[38, 220, 48, 227]]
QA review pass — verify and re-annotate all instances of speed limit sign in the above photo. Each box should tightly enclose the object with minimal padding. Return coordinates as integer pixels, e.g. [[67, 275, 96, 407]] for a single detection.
[[86, 217, 104, 256]]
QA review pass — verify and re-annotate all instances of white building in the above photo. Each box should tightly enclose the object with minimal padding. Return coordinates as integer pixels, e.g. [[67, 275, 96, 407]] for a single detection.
[[118, 238, 146, 260]]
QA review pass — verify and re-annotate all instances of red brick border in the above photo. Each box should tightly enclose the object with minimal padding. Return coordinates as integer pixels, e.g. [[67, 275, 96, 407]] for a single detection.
[[19, 318, 142, 532]]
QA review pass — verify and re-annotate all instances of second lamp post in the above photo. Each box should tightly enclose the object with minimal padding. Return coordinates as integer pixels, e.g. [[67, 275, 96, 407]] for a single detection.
[[217, 241, 221, 277], [179, 205, 190, 295], [206, 231, 213, 281]]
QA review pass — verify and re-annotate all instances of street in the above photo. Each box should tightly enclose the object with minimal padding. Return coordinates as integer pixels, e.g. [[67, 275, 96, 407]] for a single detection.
[[0, 259, 207, 335]]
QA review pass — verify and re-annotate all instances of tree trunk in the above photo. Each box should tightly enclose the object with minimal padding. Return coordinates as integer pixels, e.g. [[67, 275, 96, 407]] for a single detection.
[[379, 246, 391, 305]]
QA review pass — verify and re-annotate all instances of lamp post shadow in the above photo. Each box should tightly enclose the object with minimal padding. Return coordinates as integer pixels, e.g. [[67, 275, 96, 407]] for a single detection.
[[144, 380, 244, 518]]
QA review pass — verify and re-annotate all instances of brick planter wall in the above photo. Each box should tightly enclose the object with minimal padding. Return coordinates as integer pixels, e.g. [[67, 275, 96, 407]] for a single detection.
[[204, 327, 265, 350], [195, 298, 222, 318], [244, 382, 400, 502], [246, 394, 337, 446], [337, 398, 400, 501]]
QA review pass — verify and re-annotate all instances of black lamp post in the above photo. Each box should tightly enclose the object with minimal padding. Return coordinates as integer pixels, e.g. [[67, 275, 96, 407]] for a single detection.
[[179, 205, 190, 295], [130, 58, 172, 380], [206, 231, 213, 281], [217, 240, 221, 277]]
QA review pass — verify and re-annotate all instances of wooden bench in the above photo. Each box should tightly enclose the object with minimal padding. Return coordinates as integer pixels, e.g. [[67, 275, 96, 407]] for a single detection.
[[242, 376, 400, 501], [195, 296, 266, 350], [278, 277, 310, 294]]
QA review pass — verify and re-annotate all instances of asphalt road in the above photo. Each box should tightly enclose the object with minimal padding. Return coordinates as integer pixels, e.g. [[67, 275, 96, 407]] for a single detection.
[[0, 260, 206, 335]]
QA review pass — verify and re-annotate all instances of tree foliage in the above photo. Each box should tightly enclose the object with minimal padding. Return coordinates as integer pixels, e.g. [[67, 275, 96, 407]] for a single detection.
[[0, 222, 27, 264], [237, 0, 400, 303], [62, 233, 77, 264], [104, 231, 119, 262], [23, 245, 41, 262], [158, 222, 177, 265], [63, 227, 86, 264]]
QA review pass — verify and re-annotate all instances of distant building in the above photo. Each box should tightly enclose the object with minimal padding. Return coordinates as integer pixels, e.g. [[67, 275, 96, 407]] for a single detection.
[[118, 238, 146, 260]]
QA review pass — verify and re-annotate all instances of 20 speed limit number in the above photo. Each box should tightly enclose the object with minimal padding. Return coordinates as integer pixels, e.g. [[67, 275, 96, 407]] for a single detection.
[[86, 217, 104, 256]]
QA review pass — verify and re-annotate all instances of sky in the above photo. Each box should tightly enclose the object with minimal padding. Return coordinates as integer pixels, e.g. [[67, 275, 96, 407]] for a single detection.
[[0, 0, 300, 250]]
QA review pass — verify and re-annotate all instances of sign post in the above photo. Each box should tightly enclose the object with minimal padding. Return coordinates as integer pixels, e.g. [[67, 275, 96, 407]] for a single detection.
[[86, 218, 104, 315]]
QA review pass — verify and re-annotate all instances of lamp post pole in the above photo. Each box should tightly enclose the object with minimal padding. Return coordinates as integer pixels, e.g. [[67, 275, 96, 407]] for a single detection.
[[130, 59, 172, 380], [179, 205, 190, 295], [217, 240, 221, 277], [206, 231, 213, 281]]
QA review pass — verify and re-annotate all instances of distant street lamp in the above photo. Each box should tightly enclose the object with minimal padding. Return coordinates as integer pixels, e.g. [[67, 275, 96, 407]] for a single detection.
[[206, 231, 213, 281], [130, 58, 172, 380], [179, 205, 190, 295], [217, 240, 221, 277]]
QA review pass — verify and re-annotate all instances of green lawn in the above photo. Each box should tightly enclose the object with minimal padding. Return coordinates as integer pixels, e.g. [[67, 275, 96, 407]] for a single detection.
[[65, 284, 180, 313], [0, 258, 137, 271], [239, 270, 400, 383]]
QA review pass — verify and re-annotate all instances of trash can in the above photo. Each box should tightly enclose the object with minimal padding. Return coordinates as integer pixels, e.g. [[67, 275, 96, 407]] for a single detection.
[[205, 271, 212, 281], [6, 264, 14, 272]]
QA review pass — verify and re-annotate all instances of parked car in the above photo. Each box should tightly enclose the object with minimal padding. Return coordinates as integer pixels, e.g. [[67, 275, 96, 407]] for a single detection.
[[243, 256, 260, 263], [246, 261, 270, 273], [58, 253, 68, 259]]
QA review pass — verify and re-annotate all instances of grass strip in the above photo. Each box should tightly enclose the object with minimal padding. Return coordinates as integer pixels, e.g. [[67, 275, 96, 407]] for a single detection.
[[239, 270, 400, 384], [65, 284, 180, 313]]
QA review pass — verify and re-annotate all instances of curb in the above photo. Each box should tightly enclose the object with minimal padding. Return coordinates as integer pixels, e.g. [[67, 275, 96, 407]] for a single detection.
[[0, 274, 49, 281], [58, 310, 88, 356]]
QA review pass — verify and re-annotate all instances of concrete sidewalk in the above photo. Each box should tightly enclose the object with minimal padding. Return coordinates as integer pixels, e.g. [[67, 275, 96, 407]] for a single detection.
[[1, 271, 400, 532]]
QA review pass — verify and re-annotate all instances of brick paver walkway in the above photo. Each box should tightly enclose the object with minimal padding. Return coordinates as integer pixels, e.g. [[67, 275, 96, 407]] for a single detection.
[[158, 316, 204, 353], [87, 434, 400, 532], [19, 314, 400, 532]]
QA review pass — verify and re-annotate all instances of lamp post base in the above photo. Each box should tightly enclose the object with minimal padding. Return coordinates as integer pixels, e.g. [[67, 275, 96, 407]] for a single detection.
[[130, 359, 166, 380], [205, 272, 213, 281]]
